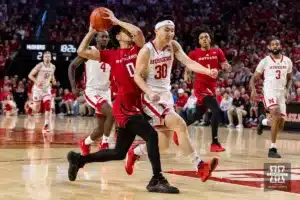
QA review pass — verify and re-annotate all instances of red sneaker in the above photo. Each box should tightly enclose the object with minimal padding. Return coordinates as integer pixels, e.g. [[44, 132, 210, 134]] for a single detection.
[[125, 145, 140, 175], [98, 142, 109, 150], [173, 131, 179, 146], [197, 157, 219, 182], [210, 143, 225, 152], [79, 137, 91, 156]]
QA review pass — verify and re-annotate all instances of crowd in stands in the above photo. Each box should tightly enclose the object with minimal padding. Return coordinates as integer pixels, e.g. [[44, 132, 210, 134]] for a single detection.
[[1, 0, 300, 128]]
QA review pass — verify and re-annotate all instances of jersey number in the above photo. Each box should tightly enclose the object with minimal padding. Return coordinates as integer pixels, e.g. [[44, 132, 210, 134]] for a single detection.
[[44, 73, 50, 79], [126, 63, 135, 77], [154, 64, 167, 79], [100, 63, 106, 72], [275, 70, 281, 79]]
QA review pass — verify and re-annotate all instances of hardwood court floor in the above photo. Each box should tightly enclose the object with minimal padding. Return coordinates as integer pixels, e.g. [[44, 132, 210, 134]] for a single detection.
[[0, 115, 300, 200]]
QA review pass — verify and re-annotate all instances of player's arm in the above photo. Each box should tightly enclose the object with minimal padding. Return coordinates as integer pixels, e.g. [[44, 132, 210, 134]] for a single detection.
[[28, 63, 42, 83], [68, 56, 86, 94], [134, 46, 152, 96], [218, 48, 232, 72], [171, 40, 216, 78], [250, 59, 264, 99], [51, 65, 56, 85], [103, 8, 145, 47], [77, 25, 99, 60]]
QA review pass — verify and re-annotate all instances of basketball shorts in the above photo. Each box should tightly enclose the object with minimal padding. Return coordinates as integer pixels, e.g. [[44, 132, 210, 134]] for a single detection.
[[263, 90, 286, 116], [32, 85, 51, 102], [112, 93, 142, 128], [194, 83, 216, 105], [84, 88, 111, 116], [141, 90, 175, 126]]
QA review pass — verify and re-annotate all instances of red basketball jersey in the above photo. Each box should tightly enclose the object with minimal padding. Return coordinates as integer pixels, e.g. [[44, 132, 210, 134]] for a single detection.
[[188, 48, 226, 88], [100, 45, 141, 96]]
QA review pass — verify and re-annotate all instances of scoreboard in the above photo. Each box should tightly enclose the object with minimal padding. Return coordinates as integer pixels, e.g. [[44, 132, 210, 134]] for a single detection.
[[20, 41, 78, 62]]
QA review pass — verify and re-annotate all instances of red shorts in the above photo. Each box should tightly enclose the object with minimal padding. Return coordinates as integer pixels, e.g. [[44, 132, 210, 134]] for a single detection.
[[113, 93, 142, 128], [194, 83, 216, 105]]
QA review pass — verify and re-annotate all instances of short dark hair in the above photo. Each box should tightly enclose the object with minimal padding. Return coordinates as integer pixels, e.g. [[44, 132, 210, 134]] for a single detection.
[[269, 37, 280, 45], [194, 26, 213, 39], [155, 15, 175, 24]]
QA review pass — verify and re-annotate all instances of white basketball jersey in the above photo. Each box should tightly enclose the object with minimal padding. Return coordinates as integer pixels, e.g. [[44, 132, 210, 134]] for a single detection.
[[256, 55, 293, 91], [85, 46, 111, 90], [145, 41, 174, 92], [36, 62, 55, 88]]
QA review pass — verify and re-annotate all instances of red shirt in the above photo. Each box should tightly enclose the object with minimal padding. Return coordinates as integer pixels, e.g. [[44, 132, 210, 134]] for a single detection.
[[100, 45, 141, 96], [188, 48, 226, 88], [176, 94, 188, 107], [216, 95, 223, 104], [63, 93, 75, 101]]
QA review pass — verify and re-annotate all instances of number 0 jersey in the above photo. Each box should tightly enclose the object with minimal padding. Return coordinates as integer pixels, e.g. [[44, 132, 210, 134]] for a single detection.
[[144, 41, 174, 92]]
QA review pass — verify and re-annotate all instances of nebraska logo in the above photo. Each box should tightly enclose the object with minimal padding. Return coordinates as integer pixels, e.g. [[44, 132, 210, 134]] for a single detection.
[[165, 167, 300, 194], [268, 98, 275, 104]]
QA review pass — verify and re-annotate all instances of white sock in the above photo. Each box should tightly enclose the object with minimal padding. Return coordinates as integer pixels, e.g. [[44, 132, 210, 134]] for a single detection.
[[271, 143, 276, 148], [134, 144, 147, 156], [262, 118, 269, 126], [188, 152, 202, 170], [44, 119, 49, 125], [84, 136, 94, 145], [102, 135, 109, 143]]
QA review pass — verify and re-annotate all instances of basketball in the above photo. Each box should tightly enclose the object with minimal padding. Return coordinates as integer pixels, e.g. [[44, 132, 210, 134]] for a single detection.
[[90, 7, 113, 32]]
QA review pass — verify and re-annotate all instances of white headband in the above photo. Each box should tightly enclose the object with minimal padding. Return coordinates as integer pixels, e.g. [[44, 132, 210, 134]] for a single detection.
[[155, 20, 175, 30]]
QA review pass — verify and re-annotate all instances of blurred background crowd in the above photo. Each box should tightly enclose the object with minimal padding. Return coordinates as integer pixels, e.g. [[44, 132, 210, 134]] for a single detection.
[[1, 0, 300, 128]]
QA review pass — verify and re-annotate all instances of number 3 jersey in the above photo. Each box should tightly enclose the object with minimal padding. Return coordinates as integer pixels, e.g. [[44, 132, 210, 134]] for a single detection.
[[85, 46, 111, 90], [255, 55, 293, 91], [144, 41, 174, 92]]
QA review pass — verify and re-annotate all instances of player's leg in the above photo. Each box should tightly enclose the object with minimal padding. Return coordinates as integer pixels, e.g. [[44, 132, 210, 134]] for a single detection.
[[125, 115, 179, 193], [256, 101, 266, 135], [202, 96, 225, 151], [31, 87, 42, 114], [267, 106, 282, 158], [98, 103, 115, 149]]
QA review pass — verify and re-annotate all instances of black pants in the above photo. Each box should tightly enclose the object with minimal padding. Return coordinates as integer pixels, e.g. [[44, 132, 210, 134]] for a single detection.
[[79, 115, 162, 176]]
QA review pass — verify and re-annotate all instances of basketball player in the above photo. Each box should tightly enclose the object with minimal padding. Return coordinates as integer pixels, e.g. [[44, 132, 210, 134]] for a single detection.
[[67, 8, 178, 193], [68, 31, 115, 154], [28, 51, 56, 133], [128, 16, 219, 180], [185, 29, 231, 152], [250, 39, 293, 158]]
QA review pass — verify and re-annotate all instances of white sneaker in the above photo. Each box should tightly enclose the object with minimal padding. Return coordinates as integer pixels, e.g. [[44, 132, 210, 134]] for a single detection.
[[236, 124, 244, 129]]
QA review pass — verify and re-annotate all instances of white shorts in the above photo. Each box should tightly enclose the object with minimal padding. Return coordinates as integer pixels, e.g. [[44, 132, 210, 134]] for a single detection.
[[32, 85, 51, 102], [263, 90, 286, 116], [141, 90, 175, 126], [84, 89, 111, 115]]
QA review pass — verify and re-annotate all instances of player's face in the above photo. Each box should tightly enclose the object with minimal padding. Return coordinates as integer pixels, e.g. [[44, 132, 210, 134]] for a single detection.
[[96, 31, 109, 47], [156, 25, 175, 43], [118, 30, 133, 44], [43, 53, 51, 63], [199, 33, 211, 48], [269, 40, 282, 55]]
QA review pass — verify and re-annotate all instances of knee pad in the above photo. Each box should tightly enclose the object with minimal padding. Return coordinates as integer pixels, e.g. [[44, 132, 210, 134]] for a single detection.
[[43, 100, 51, 111]]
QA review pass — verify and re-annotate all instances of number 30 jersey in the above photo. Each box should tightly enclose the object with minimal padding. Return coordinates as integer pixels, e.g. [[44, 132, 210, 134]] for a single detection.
[[144, 41, 174, 92], [255, 55, 293, 91], [85, 46, 111, 90]]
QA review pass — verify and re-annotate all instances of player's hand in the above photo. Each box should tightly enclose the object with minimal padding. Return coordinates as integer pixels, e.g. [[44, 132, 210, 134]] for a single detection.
[[250, 89, 257, 100], [222, 62, 232, 72], [148, 91, 160, 103], [89, 24, 97, 33], [209, 69, 218, 79], [102, 8, 118, 25]]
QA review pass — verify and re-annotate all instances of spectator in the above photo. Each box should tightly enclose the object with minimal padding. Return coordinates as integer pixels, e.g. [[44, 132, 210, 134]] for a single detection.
[[219, 92, 232, 125], [62, 88, 75, 115], [180, 89, 197, 122], [227, 90, 247, 128], [175, 88, 188, 113], [215, 88, 223, 104], [296, 88, 300, 102]]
